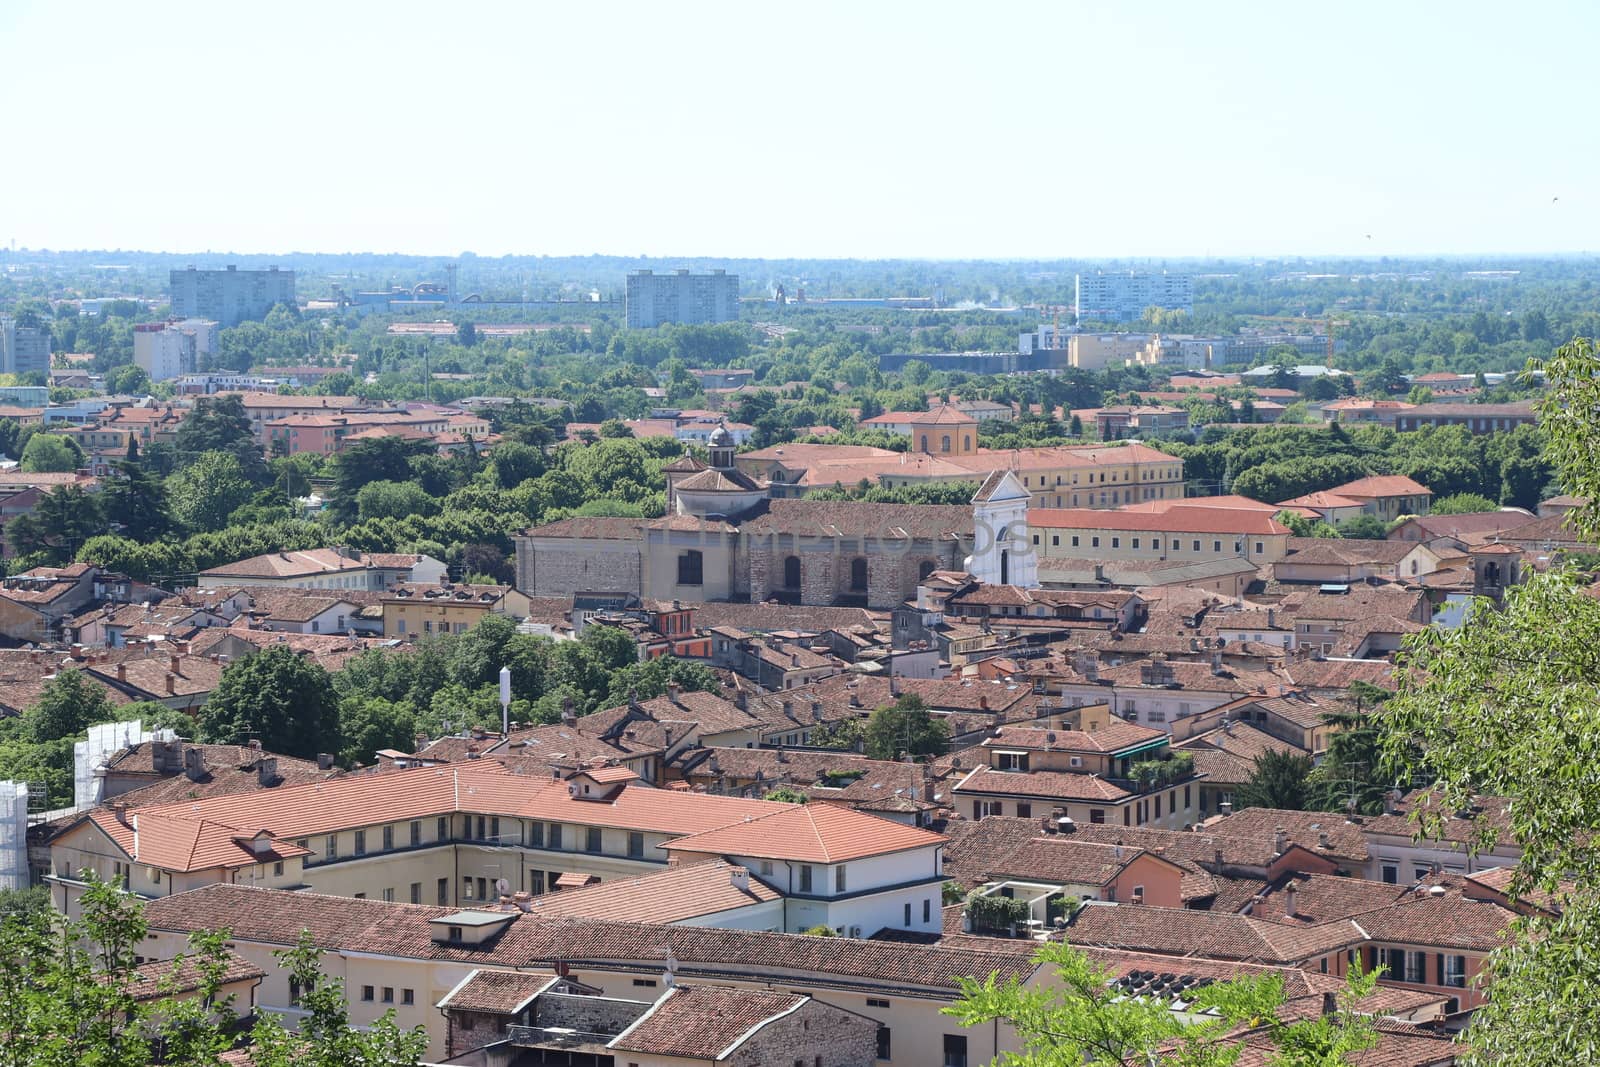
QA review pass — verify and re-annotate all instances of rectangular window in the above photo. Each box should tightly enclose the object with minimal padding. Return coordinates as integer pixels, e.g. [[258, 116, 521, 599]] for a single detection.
[[586, 827, 602, 853], [530, 822, 544, 848], [437, 878, 449, 905], [866, 998, 891, 1009], [273, 861, 284, 877], [1445, 955, 1467, 988], [1071, 536, 1080, 547], [944, 1034, 968, 1067], [1016, 803, 1032, 818], [353, 830, 366, 856], [1111, 537, 1120, 548], [1213, 540, 1221, 552], [437, 817, 448, 841], [678, 550, 704, 586], [904, 902, 912, 926], [1051, 534, 1059, 546], [410, 820, 421, 847], [361, 985, 375, 1002], [410, 882, 421, 905], [800, 865, 814, 893], [1091, 536, 1100, 548], [877, 1027, 892, 1061], [1192, 540, 1201, 551], [628, 831, 645, 858], [382, 887, 394, 903], [924, 898, 931, 923], [462, 876, 474, 900], [490, 816, 500, 840], [1405, 950, 1426, 984], [477, 877, 487, 900], [382, 826, 394, 851], [1132, 538, 1140, 549], [327, 834, 337, 858], [476, 816, 486, 840], [402, 989, 415, 1005], [836, 865, 847, 892], [382, 987, 394, 1004], [550, 824, 563, 850]]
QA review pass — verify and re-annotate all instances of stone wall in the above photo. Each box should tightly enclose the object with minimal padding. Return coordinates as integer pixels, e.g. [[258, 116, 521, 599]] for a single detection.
[[515, 535, 643, 598], [747, 536, 960, 609], [726, 998, 880, 1067], [531, 990, 650, 1035]]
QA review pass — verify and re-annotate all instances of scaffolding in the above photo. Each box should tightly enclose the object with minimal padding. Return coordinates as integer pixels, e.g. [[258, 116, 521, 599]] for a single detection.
[[74, 719, 175, 809], [0, 781, 26, 892]]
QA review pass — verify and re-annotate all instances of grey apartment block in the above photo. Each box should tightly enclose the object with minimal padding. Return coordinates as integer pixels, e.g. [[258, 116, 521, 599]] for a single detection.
[[169, 265, 296, 328], [625, 269, 739, 329]]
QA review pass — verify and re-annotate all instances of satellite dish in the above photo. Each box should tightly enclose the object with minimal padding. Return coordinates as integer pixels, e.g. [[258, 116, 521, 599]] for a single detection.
[[495, 878, 510, 895]]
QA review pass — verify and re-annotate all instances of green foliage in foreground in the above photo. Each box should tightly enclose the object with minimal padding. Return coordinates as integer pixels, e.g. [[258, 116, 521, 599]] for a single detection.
[[0, 875, 425, 1067], [945, 941, 1379, 1066]]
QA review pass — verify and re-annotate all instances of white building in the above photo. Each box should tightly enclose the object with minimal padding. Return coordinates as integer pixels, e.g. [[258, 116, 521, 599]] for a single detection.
[[0, 317, 51, 377], [133, 319, 219, 381], [625, 269, 740, 329], [169, 265, 294, 327], [1075, 271, 1193, 323]]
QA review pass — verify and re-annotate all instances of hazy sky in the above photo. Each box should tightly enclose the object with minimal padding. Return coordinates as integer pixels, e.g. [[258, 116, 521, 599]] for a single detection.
[[5, 0, 1596, 258]]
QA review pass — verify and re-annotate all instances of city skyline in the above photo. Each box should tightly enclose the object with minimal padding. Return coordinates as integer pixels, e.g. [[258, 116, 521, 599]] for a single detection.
[[4, 0, 1596, 260]]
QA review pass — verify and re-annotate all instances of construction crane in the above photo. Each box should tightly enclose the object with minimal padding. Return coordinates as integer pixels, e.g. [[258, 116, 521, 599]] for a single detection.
[[1248, 314, 1351, 368]]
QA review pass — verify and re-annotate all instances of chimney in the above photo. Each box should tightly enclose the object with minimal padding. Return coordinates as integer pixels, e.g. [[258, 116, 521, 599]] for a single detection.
[[317, 752, 335, 771], [561, 698, 577, 726], [164, 673, 176, 695], [733, 690, 747, 711], [979, 695, 989, 711], [729, 865, 750, 892], [1210, 651, 1224, 675], [169, 654, 181, 674], [183, 748, 206, 781], [1266, 608, 1277, 629], [627, 688, 640, 711], [1321, 991, 1338, 1017], [414, 733, 429, 753], [1274, 827, 1287, 855], [112, 803, 129, 826], [1284, 882, 1298, 918], [667, 683, 682, 706], [512, 891, 533, 913], [1219, 800, 1233, 815], [810, 700, 822, 722], [1213, 848, 1224, 871], [257, 757, 278, 787], [1386, 788, 1403, 815], [1317, 831, 1330, 850], [116, 664, 127, 683]]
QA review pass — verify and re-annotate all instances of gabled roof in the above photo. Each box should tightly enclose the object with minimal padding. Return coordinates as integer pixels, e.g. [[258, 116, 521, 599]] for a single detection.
[[608, 986, 810, 1059], [972, 469, 1030, 504], [1325, 475, 1433, 500], [660, 800, 946, 863]]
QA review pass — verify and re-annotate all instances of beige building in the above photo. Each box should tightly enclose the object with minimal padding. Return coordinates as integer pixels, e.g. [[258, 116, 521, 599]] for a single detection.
[[1028, 505, 1291, 566], [382, 582, 532, 638]]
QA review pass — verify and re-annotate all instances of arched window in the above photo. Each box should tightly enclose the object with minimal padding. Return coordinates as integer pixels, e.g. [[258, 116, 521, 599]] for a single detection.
[[941, 434, 952, 452], [850, 557, 869, 591], [677, 550, 703, 586], [784, 555, 801, 588], [918, 560, 937, 580], [920, 435, 929, 452], [1000, 549, 1010, 586], [964, 435, 972, 450]]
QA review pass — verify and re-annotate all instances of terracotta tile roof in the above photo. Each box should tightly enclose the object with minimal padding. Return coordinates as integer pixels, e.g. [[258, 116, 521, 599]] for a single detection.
[[122, 949, 264, 1001], [142, 884, 1041, 992], [1325, 475, 1433, 499], [521, 516, 649, 540], [1276, 584, 1426, 623], [523, 860, 780, 924], [937, 816, 1051, 889], [199, 548, 414, 580], [83, 652, 225, 700], [954, 766, 1132, 803], [609, 985, 809, 1059], [437, 970, 555, 1014], [740, 500, 973, 541], [85, 808, 309, 872], [1205, 807, 1369, 863], [1028, 506, 1289, 536], [1280, 538, 1418, 566], [1065, 902, 1365, 964], [1356, 880, 1520, 951], [987, 838, 1156, 886], [683, 602, 884, 635], [1361, 791, 1515, 847], [983, 721, 1166, 756], [661, 800, 946, 863], [1275, 490, 1367, 510]]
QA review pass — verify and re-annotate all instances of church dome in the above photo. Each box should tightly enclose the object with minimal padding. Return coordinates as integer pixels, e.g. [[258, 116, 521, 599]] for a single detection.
[[708, 425, 734, 449]]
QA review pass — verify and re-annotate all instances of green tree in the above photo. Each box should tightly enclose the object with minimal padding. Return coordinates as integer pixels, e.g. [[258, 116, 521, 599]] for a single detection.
[[169, 450, 255, 533], [1333, 514, 1388, 540], [19, 433, 82, 473], [944, 941, 1378, 1067], [763, 786, 809, 804], [808, 717, 865, 751], [1427, 491, 1499, 516], [101, 457, 171, 541], [104, 364, 151, 395], [7, 484, 105, 563], [355, 479, 438, 521], [337, 695, 418, 768], [1373, 337, 1600, 1064], [1235, 750, 1314, 811], [24, 668, 114, 743], [862, 693, 949, 761], [199, 646, 340, 759]]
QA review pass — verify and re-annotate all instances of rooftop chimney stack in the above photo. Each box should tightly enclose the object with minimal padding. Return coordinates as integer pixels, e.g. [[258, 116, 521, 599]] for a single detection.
[[257, 757, 278, 787], [1274, 827, 1287, 855], [1284, 882, 1298, 918], [729, 865, 750, 892], [183, 748, 207, 781]]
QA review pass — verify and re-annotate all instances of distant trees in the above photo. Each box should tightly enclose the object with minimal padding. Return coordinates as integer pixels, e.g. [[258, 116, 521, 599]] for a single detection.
[[7, 484, 104, 564], [863, 693, 949, 762], [1429, 491, 1499, 515], [1235, 751, 1315, 811], [168, 451, 255, 533], [199, 646, 341, 760], [19, 433, 82, 473]]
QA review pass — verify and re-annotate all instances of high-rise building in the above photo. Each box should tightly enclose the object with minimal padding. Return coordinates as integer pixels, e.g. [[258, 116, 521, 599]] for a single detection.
[[169, 265, 295, 328], [1074, 271, 1193, 323], [0, 317, 51, 377], [625, 269, 739, 329], [133, 319, 219, 382]]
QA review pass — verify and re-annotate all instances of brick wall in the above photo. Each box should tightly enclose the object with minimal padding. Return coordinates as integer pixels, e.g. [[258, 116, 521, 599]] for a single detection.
[[517, 536, 643, 598]]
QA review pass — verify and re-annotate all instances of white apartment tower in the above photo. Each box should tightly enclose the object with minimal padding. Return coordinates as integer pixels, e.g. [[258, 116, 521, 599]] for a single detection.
[[133, 319, 219, 382], [1075, 271, 1193, 323], [625, 269, 740, 329], [169, 265, 295, 327]]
